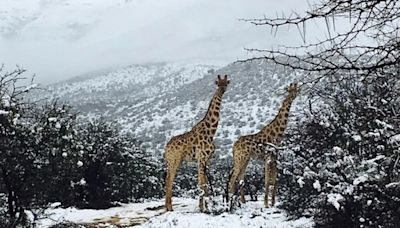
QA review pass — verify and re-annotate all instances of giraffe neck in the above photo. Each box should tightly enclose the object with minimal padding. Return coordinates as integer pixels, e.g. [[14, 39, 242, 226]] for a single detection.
[[194, 87, 225, 138], [258, 93, 296, 143]]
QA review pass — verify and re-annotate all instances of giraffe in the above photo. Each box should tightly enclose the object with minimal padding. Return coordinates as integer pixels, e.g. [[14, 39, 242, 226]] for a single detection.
[[164, 75, 230, 212], [227, 83, 299, 208]]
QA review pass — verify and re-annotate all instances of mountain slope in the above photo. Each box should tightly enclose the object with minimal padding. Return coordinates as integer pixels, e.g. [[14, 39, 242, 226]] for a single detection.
[[40, 60, 306, 157]]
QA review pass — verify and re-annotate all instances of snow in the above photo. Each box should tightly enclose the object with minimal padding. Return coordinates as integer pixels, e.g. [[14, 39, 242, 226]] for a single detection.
[[389, 134, 400, 145], [297, 177, 305, 188], [2, 95, 11, 107], [144, 202, 312, 228], [327, 193, 344, 211], [374, 119, 393, 129], [48, 117, 57, 122], [385, 182, 400, 188], [12, 114, 19, 124], [79, 178, 86, 185], [377, 145, 385, 150], [24, 83, 38, 92], [366, 132, 380, 139], [352, 135, 361, 142], [313, 180, 321, 192], [50, 202, 62, 208], [0, 110, 9, 115], [344, 185, 354, 195], [353, 174, 368, 186], [37, 200, 165, 228], [37, 198, 313, 228], [332, 146, 343, 154], [77, 161, 83, 167]]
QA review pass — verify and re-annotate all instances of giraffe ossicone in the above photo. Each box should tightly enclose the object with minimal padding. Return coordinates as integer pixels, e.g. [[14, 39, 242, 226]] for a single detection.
[[164, 74, 230, 212]]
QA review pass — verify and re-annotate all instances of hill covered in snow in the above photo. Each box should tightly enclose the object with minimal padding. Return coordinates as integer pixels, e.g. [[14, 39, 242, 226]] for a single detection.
[[38, 60, 306, 158]]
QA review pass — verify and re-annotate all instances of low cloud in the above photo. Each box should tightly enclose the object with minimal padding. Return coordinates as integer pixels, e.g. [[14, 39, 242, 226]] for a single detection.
[[0, 0, 316, 84]]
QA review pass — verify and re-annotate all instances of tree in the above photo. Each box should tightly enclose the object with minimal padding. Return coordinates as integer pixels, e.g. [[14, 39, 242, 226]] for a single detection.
[[30, 101, 83, 207], [244, 0, 400, 82], [242, 1, 400, 226], [280, 75, 399, 226], [0, 66, 39, 227], [77, 119, 163, 209], [0, 66, 165, 227]]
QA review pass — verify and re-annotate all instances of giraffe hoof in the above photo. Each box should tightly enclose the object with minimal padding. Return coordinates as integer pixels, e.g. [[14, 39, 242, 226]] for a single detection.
[[166, 205, 173, 211], [200, 207, 210, 214]]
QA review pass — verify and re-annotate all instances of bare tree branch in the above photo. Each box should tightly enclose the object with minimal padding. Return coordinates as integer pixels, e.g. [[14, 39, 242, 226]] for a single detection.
[[241, 0, 400, 84]]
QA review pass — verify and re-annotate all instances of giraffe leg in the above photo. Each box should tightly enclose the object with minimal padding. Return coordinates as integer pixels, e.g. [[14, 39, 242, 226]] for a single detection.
[[239, 171, 246, 203], [165, 157, 181, 211], [238, 160, 249, 203], [198, 161, 209, 212], [271, 161, 278, 207], [228, 156, 249, 194], [228, 167, 241, 195], [271, 181, 278, 207], [264, 158, 271, 208]]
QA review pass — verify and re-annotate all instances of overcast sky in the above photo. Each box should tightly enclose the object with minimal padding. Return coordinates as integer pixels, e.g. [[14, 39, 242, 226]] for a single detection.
[[0, 0, 321, 84]]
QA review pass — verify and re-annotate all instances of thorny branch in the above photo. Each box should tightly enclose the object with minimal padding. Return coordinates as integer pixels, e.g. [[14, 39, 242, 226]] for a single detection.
[[241, 0, 400, 88]]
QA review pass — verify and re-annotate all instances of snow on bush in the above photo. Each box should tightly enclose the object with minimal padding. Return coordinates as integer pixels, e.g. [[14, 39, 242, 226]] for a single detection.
[[278, 75, 400, 227], [327, 193, 344, 211]]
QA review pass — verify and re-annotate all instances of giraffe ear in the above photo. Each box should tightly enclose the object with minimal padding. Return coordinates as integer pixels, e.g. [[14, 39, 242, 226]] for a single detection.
[[215, 80, 219, 85], [227, 80, 230, 84]]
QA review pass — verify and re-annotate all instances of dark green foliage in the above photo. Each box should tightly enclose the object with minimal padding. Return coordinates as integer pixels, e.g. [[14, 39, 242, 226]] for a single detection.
[[279, 74, 400, 227], [76, 119, 163, 208], [0, 68, 164, 227], [174, 162, 198, 197], [30, 102, 83, 207]]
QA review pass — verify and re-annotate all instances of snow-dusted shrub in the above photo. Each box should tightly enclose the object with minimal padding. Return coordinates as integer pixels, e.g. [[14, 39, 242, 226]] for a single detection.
[[279, 75, 400, 227], [244, 161, 264, 201], [29, 102, 84, 206], [0, 68, 52, 226], [174, 163, 198, 197], [0, 68, 164, 225], [75, 119, 163, 209]]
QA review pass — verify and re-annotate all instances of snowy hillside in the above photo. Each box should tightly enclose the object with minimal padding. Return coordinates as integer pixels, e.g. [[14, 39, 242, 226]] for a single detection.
[[38, 60, 306, 158]]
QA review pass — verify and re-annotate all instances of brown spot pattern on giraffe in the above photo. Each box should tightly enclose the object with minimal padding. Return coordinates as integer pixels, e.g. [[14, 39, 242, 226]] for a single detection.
[[227, 83, 299, 208], [164, 75, 230, 212]]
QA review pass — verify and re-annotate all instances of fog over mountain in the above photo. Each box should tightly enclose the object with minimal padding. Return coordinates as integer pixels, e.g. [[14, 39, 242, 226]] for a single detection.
[[0, 0, 316, 84]]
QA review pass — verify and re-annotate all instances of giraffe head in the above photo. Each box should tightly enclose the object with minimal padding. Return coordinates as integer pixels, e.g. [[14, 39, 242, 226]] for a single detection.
[[286, 83, 299, 98], [215, 75, 230, 93]]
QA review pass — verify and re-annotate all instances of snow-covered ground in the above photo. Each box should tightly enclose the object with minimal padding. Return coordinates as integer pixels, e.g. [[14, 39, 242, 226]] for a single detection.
[[38, 198, 313, 228]]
